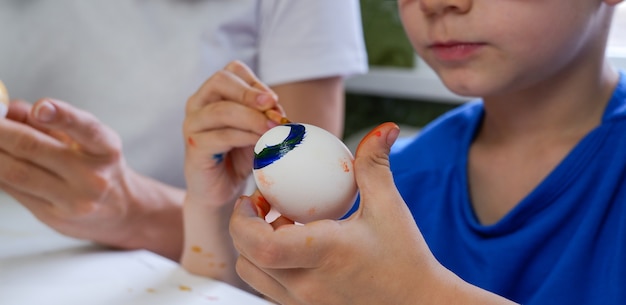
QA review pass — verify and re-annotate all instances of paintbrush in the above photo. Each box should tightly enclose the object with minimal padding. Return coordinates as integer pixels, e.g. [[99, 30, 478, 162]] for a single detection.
[[264, 108, 291, 124]]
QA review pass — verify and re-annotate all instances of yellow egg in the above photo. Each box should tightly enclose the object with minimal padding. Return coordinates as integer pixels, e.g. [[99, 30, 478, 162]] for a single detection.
[[253, 123, 357, 223]]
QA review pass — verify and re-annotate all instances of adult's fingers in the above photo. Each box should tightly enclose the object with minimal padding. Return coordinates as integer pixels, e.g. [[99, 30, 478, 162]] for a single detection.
[[0, 152, 70, 204], [6, 100, 32, 124], [0, 116, 73, 175], [29, 99, 121, 156]]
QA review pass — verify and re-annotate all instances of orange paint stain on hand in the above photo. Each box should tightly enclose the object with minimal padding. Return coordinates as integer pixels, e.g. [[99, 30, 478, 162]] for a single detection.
[[179, 285, 192, 292], [355, 122, 399, 155], [187, 136, 196, 147], [191, 245, 202, 253], [305, 236, 314, 247], [252, 194, 272, 217]]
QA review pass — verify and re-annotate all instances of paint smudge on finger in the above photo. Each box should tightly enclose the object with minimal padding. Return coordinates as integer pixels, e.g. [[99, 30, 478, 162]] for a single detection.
[[187, 136, 196, 147], [212, 153, 224, 164]]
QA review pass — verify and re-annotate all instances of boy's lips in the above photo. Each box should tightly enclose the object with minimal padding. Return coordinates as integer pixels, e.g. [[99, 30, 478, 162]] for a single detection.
[[427, 41, 486, 62]]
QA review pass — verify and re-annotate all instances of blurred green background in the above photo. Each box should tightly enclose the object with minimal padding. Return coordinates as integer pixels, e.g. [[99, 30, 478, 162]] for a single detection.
[[343, 1, 458, 141], [360, 0, 414, 68]]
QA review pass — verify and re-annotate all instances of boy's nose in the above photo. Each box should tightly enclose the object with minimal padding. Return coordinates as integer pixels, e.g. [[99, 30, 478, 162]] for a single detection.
[[419, 0, 471, 16]]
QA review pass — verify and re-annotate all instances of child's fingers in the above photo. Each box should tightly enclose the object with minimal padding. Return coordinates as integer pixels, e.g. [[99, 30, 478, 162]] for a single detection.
[[186, 61, 278, 114], [223, 61, 276, 98]]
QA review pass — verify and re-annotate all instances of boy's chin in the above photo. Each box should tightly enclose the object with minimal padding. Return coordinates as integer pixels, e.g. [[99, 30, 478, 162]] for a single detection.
[[439, 78, 485, 98], [435, 70, 504, 98]]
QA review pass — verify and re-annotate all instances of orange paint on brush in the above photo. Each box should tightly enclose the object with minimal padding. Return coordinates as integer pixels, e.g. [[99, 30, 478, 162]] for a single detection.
[[265, 109, 290, 125]]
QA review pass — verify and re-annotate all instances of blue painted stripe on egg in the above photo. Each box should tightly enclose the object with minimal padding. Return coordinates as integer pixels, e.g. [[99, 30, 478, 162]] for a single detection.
[[254, 123, 306, 170]]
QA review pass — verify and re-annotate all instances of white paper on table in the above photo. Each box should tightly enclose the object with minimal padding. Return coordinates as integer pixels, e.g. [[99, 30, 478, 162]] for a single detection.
[[0, 247, 272, 305], [0, 194, 272, 305]]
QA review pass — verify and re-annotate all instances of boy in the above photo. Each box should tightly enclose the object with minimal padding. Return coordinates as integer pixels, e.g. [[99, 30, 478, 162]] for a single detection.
[[190, 0, 625, 303]]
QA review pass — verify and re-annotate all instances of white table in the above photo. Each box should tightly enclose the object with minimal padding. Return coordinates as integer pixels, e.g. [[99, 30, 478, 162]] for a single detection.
[[0, 193, 271, 305]]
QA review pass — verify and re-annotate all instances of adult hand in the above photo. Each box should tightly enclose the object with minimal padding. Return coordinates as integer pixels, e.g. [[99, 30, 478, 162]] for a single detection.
[[230, 122, 516, 304], [0, 99, 184, 260], [180, 60, 283, 288]]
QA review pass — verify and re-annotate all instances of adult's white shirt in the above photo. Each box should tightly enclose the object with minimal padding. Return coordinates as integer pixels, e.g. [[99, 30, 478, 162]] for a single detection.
[[0, 0, 368, 187]]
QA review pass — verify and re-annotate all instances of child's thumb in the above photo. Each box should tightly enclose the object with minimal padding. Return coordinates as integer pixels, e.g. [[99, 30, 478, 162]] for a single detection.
[[353, 122, 403, 217]]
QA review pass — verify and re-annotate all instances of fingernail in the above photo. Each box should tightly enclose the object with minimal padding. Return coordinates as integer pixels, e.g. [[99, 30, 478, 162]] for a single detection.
[[257, 94, 271, 107], [387, 125, 400, 146], [34, 100, 56, 122]]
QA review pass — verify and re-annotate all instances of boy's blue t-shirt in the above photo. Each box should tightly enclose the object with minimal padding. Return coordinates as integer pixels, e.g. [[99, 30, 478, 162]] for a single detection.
[[387, 70, 626, 304]]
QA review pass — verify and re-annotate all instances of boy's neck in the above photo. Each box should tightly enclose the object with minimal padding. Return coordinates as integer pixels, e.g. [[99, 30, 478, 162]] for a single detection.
[[478, 61, 619, 144], [468, 62, 620, 225]]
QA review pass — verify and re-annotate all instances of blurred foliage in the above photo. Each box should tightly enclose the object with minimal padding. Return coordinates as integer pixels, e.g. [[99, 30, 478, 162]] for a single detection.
[[360, 0, 415, 68], [347, 1, 456, 140], [343, 93, 458, 140]]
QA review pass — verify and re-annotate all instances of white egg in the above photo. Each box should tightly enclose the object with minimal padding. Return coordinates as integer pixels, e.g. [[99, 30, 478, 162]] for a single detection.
[[252, 123, 358, 223]]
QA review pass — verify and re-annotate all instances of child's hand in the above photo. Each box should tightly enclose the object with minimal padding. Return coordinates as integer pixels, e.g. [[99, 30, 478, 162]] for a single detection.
[[230, 122, 518, 304], [183, 60, 283, 208], [230, 123, 446, 304], [181, 60, 284, 288]]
